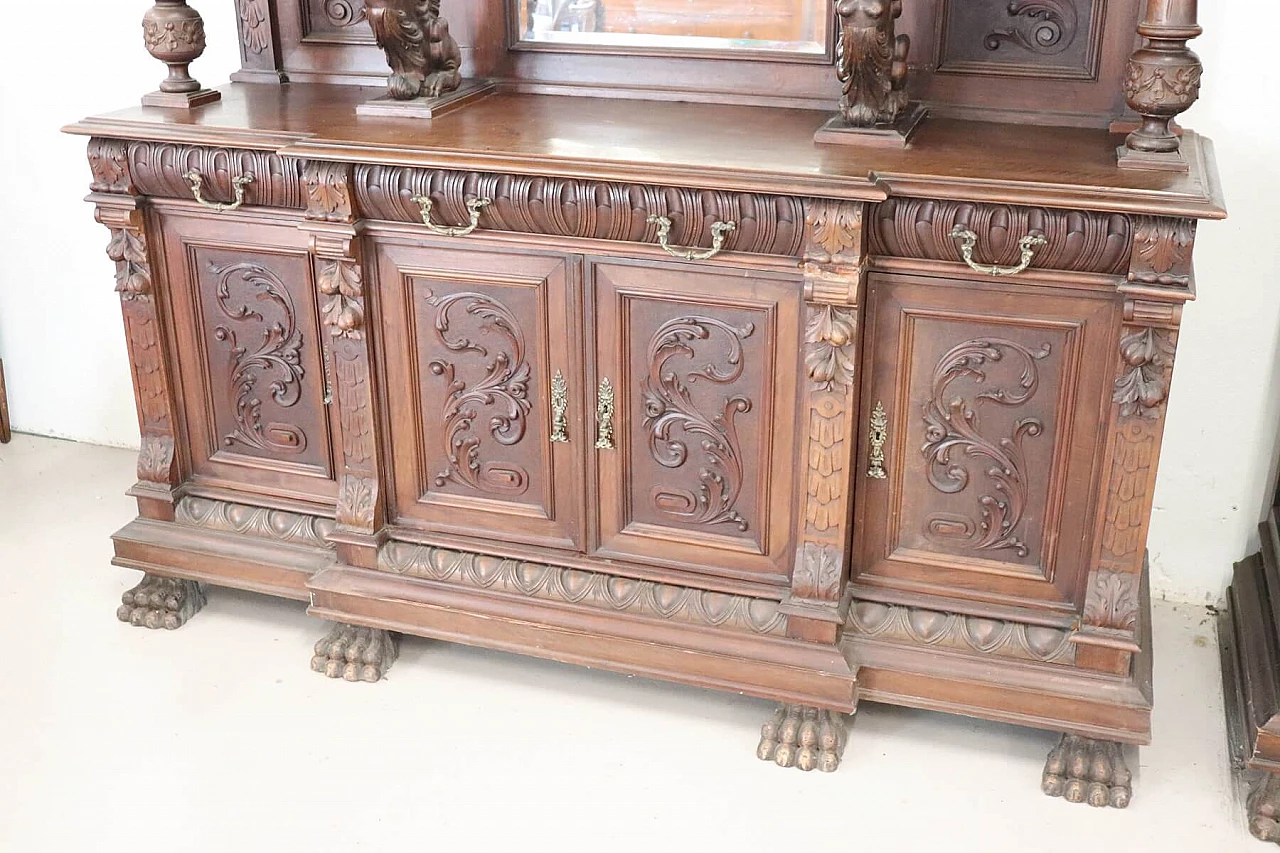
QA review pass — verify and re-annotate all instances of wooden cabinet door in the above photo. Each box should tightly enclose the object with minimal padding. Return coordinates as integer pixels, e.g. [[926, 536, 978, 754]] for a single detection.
[[374, 237, 584, 551], [853, 272, 1117, 618], [156, 208, 338, 504], [590, 259, 803, 584]]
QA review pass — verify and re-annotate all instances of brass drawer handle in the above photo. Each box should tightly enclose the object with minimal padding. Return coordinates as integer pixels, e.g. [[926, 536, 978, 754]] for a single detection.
[[411, 195, 490, 237], [185, 171, 253, 212], [551, 370, 569, 443], [867, 401, 887, 479], [647, 215, 736, 261], [595, 378, 615, 450], [949, 225, 1046, 277]]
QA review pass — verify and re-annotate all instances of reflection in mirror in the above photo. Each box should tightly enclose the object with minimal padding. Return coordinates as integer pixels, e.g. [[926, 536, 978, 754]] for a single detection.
[[517, 0, 831, 56]]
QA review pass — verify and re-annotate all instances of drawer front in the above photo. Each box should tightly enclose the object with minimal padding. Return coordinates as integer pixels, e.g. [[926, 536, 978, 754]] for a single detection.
[[156, 208, 338, 503], [374, 236, 585, 551], [853, 271, 1118, 616], [129, 142, 306, 209], [354, 165, 806, 257], [870, 197, 1133, 276], [590, 258, 803, 584]]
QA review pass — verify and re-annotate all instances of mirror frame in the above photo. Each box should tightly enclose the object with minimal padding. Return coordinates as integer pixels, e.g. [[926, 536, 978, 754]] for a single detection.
[[504, 0, 838, 64]]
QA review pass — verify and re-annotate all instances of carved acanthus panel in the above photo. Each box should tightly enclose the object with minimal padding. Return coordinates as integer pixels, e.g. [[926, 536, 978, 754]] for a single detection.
[[641, 316, 755, 532], [128, 143, 305, 209], [922, 338, 1053, 558], [190, 248, 331, 473], [847, 599, 1076, 664], [304, 161, 358, 224], [1081, 569, 1138, 634], [380, 540, 788, 637], [870, 198, 1131, 275], [1128, 216, 1196, 286], [938, 0, 1101, 80], [354, 165, 806, 257], [176, 496, 336, 548], [88, 139, 135, 195], [425, 290, 534, 498], [237, 0, 272, 53]]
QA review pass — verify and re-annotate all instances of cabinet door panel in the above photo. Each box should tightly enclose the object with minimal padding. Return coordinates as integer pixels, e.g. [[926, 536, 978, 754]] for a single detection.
[[158, 209, 337, 503], [375, 239, 583, 551], [854, 273, 1116, 615], [592, 260, 802, 583]]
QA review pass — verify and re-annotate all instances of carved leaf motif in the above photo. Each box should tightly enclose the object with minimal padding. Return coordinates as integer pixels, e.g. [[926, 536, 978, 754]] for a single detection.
[[208, 261, 308, 454], [1131, 217, 1195, 284], [338, 475, 377, 528], [807, 200, 862, 263], [318, 259, 365, 339], [921, 338, 1052, 557], [793, 542, 843, 601], [1113, 327, 1175, 419], [237, 0, 271, 53], [642, 316, 755, 532], [805, 305, 857, 392], [426, 291, 532, 496], [1083, 570, 1138, 632], [106, 227, 151, 301], [88, 140, 131, 194], [137, 435, 175, 483]]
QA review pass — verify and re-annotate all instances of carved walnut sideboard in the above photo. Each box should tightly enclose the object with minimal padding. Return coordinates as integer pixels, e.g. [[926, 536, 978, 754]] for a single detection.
[[67, 0, 1224, 806]]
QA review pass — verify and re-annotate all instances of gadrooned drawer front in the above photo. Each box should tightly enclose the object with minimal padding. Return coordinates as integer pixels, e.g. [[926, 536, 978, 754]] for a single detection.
[[354, 164, 806, 257], [128, 142, 306, 210], [870, 197, 1133, 276]]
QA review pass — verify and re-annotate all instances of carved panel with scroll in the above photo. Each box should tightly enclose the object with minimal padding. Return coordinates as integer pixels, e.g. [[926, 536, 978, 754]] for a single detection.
[[373, 236, 583, 551], [936, 0, 1106, 80], [156, 209, 337, 502], [591, 260, 802, 584], [853, 272, 1117, 617]]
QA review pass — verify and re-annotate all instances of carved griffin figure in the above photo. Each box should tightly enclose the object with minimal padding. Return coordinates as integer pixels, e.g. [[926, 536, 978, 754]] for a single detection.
[[365, 0, 462, 100], [835, 0, 911, 127]]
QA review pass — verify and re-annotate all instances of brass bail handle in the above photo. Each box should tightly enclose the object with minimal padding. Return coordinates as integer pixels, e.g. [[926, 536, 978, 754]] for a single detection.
[[185, 171, 254, 212], [949, 225, 1046, 277], [647, 215, 736, 261], [412, 195, 491, 237]]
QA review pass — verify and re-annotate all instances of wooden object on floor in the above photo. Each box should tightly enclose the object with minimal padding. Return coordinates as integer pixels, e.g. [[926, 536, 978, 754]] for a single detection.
[[69, 0, 1227, 797], [0, 358, 9, 444], [1222, 491, 1280, 842]]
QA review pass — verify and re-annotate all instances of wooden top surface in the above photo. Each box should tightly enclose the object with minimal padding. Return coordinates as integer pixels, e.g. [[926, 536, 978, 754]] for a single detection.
[[65, 83, 1226, 219]]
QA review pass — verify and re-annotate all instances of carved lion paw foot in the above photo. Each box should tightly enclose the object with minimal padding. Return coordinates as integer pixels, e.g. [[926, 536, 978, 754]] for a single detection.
[[1042, 734, 1132, 808], [116, 574, 206, 630], [310, 623, 399, 683], [756, 704, 847, 772], [1248, 774, 1280, 842]]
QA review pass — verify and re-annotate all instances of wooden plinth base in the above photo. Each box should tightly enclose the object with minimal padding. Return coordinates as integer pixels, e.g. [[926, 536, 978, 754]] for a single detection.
[[141, 89, 222, 109], [1116, 144, 1190, 173], [356, 79, 496, 120], [814, 104, 928, 149]]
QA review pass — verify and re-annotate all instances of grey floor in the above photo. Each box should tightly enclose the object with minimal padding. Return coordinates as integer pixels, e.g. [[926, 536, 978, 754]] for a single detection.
[[0, 433, 1261, 852]]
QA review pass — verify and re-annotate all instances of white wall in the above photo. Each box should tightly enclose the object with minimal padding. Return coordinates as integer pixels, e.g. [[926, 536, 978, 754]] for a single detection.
[[0, 1, 1276, 604]]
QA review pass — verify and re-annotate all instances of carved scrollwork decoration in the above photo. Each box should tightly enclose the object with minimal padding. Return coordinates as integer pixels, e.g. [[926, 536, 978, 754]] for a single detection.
[[426, 291, 532, 496], [318, 259, 364, 340], [642, 317, 755, 532], [325, 0, 367, 27], [921, 338, 1052, 557], [208, 261, 308, 454], [984, 0, 1079, 56]]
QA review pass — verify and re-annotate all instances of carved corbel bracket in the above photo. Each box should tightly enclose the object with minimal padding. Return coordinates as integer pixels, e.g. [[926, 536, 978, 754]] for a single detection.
[[784, 200, 868, 644], [1118, 0, 1203, 171], [357, 1, 495, 118], [815, 0, 927, 148], [300, 165, 383, 566]]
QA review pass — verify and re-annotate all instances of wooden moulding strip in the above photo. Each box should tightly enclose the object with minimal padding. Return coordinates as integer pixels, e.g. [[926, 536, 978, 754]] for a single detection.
[[307, 565, 860, 712], [111, 517, 334, 602]]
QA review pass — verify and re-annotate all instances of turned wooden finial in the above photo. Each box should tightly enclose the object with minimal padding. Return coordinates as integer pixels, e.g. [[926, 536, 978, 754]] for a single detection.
[[1118, 0, 1202, 171], [141, 0, 221, 108]]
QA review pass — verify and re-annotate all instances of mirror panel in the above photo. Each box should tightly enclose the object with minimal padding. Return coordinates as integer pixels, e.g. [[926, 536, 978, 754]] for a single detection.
[[513, 0, 831, 57]]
